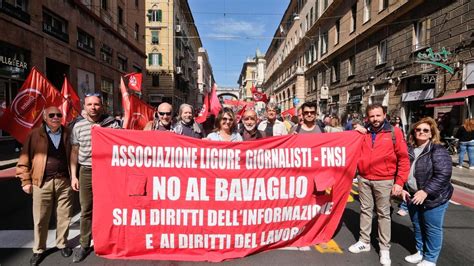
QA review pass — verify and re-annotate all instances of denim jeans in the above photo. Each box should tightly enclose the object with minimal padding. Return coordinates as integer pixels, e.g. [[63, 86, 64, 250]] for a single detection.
[[408, 201, 449, 263], [458, 140, 474, 167]]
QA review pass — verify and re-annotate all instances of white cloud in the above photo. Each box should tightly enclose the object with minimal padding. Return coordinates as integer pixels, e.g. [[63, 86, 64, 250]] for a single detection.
[[206, 18, 265, 40]]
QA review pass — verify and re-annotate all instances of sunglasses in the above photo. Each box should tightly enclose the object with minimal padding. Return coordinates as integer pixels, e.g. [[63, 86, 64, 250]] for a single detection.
[[415, 128, 430, 133], [48, 113, 63, 118], [158, 112, 172, 116], [222, 117, 234, 122], [303, 111, 316, 115], [85, 92, 102, 98]]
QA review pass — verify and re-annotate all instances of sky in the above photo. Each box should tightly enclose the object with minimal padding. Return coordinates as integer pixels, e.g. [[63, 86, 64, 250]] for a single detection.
[[188, 0, 290, 88]]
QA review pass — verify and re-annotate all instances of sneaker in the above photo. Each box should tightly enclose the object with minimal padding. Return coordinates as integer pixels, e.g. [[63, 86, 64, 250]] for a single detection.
[[416, 260, 436, 266], [405, 251, 423, 263], [348, 241, 370, 253], [397, 209, 408, 216], [469, 166, 474, 170], [380, 249, 391, 265], [456, 165, 463, 169]]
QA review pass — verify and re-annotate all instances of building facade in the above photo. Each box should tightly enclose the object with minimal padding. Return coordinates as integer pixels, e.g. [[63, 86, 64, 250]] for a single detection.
[[264, 0, 473, 131], [197, 47, 214, 106], [144, 0, 204, 110], [238, 50, 266, 113], [0, 0, 146, 138]]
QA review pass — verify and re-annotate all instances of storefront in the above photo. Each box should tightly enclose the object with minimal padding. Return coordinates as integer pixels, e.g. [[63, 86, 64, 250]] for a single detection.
[[401, 75, 434, 127], [0, 41, 30, 137], [346, 88, 362, 114]]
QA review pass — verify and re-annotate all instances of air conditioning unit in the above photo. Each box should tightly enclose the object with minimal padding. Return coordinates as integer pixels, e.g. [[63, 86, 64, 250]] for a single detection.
[[176, 67, 182, 74], [175, 24, 182, 33], [320, 85, 329, 99], [148, 94, 163, 103]]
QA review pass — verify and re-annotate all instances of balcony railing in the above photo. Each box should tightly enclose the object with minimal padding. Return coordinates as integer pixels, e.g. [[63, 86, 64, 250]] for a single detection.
[[0, 0, 30, 24], [43, 23, 69, 43]]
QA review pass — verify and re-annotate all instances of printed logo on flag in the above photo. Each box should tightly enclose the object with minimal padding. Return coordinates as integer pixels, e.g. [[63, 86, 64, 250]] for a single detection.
[[11, 88, 47, 128], [129, 76, 138, 88], [129, 112, 148, 130]]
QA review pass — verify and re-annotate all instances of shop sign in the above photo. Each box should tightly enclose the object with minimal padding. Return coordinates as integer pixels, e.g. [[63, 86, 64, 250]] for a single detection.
[[0, 55, 28, 69], [415, 47, 453, 74], [421, 74, 437, 84], [348, 94, 362, 104], [402, 89, 434, 102]]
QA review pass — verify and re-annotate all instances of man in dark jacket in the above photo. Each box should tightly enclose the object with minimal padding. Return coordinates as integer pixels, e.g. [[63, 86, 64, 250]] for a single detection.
[[174, 104, 204, 139], [17, 106, 73, 265], [349, 103, 410, 266], [240, 110, 265, 140]]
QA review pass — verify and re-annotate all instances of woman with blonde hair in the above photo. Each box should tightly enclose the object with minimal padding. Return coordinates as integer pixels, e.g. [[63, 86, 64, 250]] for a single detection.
[[206, 107, 243, 142], [455, 118, 474, 169], [402, 117, 453, 266], [325, 116, 344, 133]]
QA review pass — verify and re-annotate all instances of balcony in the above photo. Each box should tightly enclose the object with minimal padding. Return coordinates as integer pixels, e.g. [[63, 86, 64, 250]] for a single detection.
[[0, 0, 30, 24], [43, 23, 69, 43], [77, 41, 95, 56]]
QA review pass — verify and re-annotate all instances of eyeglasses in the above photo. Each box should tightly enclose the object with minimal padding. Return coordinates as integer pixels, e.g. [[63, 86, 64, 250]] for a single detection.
[[48, 113, 63, 118], [222, 117, 234, 123], [243, 117, 256, 121], [415, 128, 430, 133], [303, 111, 316, 116], [85, 92, 102, 98], [158, 112, 172, 116]]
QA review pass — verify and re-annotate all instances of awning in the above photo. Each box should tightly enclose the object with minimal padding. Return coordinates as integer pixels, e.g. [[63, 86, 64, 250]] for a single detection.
[[402, 89, 434, 102], [425, 89, 474, 107]]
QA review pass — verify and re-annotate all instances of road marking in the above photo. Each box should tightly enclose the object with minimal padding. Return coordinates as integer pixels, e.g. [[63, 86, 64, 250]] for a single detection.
[[314, 239, 343, 254], [0, 213, 82, 249], [278, 246, 311, 251]]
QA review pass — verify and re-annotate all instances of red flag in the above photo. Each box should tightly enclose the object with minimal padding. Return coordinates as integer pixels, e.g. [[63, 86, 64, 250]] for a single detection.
[[209, 83, 222, 116], [195, 93, 209, 124], [126, 94, 155, 130], [120, 77, 131, 128], [125, 72, 142, 92], [235, 104, 247, 123], [60, 76, 81, 126], [0, 67, 62, 143], [250, 84, 257, 93]]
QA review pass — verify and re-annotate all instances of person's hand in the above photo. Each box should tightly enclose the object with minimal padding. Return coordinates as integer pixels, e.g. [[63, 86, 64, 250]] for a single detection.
[[391, 184, 403, 196], [401, 190, 411, 202], [353, 124, 367, 134], [411, 190, 428, 205], [22, 184, 32, 194], [71, 176, 80, 191]]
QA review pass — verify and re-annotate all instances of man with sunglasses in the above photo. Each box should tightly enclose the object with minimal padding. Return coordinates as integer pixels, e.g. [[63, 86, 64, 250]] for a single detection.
[[17, 106, 73, 265], [239, 109, 266, 140], [144, 102, 174, 131], [257, 103, 288, 136], [349, 103, 409, 266], [290, 102, 324, 134], [70, 93, 120, 263]]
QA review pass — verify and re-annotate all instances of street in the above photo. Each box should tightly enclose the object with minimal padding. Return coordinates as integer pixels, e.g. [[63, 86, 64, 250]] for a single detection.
[[0, 169, 473, 266]]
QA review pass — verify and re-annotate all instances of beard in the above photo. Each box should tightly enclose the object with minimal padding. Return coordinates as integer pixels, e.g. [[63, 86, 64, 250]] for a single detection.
[[244, 124, 256, 131]]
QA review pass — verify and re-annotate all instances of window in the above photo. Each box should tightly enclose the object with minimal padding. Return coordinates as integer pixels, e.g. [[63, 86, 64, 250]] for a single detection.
[[118, 6, 123, 25], [305, 14, 309, 32], [321, 69, 327, 86], [348, 55, 355, 76], [320, 31, 328, 55], [148, 9, 162, 22], [413, 19, 430, 51], [377, 39, 387, 65], [100, 44, 112, 64], [379, 0, 388, 12], [152, 75, 160, 86], [15, 0, 28, 11], [151, 30, 159, 44], [101, 79, 113, 113], [310, 7, 314, 26], [43, 9, 68, 42], [363, 0, 371, 23], [323, 0, 328, 10], [315, 0, 319, 19], [118, 56, 127, 71], [312, 75, 317, 92], [133, 65, 142, 73], [101, 0, 107, 10], [148, 53, 162, 66], [350, 4, 356, 33], [77, 29, 95, 55], [134, 23, 139, 40], [335, 20, 340, 45], [135, 0, 139, 8], [331, 60, 340, 83]]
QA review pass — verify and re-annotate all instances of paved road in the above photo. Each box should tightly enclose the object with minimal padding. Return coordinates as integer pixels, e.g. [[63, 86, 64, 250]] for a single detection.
[[0, 170, 473, 265]]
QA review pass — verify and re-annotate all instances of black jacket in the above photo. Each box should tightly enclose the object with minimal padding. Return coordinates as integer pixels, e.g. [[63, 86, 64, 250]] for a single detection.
[[408, 142, 453, 209]]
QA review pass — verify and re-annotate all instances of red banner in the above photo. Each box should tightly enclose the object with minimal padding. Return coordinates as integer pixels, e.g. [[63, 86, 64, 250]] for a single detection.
[[127, 94, 155, 130], [0, 67, 62, 143], [92, 129, 363, 261]]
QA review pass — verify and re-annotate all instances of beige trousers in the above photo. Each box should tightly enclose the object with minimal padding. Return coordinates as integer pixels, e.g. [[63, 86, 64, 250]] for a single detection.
[[358, 176, 394, 250], [32, 177, 72, 253]]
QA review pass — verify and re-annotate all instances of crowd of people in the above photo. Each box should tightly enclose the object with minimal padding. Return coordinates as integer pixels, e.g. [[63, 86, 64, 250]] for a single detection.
[[16, 92, 469, 266]]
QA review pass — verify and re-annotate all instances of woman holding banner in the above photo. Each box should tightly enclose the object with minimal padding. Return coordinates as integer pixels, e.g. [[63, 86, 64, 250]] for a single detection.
[[206, 107, 242, 142], [402, 117, 453, 266]]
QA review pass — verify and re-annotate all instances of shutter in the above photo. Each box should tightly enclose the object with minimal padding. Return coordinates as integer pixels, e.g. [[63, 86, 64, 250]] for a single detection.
[[148, 54, 152, 66], [159, 53, 162, 66], [158, 10, 162, 22]]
